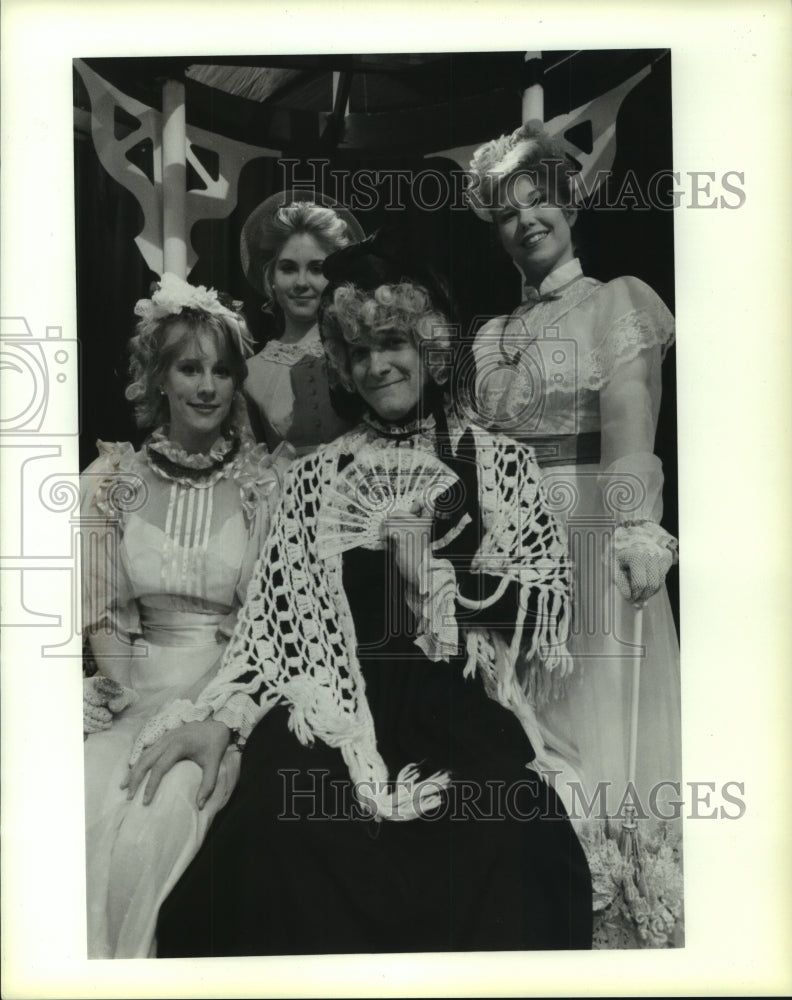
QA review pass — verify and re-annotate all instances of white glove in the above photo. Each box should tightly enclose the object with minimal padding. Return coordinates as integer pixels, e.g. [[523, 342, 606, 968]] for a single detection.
[[83, 676, 137, 736], [612, 521, 678, 606]]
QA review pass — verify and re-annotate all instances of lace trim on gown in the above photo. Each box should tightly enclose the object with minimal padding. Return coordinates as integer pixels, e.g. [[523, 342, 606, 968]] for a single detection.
[[258, 329, 325, 365], [584, 303, 675, 391], [478, 276, 675, 395]]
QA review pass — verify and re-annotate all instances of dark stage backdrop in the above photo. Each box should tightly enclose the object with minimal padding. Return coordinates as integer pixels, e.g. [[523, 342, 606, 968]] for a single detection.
[[73, 50, 678, 624]]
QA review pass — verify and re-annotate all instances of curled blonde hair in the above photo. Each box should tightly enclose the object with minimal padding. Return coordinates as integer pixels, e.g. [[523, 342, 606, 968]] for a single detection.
[[320, 282, 455, 393], [125, 308, 252, 430]]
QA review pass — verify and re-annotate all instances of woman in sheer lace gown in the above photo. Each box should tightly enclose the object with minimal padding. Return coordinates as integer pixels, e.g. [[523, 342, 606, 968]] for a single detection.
[[466, 126, 683, 946]]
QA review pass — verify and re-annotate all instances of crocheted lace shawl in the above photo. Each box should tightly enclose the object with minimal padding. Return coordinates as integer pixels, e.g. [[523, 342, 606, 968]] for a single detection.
[[134, 420, 572, 821]]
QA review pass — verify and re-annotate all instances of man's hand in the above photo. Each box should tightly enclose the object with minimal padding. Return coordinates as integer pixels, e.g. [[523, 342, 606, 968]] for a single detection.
[[382, 503, 433, 587], [121, 719, 232, 809]]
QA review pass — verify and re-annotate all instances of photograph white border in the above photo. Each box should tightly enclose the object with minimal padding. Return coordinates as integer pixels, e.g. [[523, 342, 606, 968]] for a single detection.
[[2, 1, 791, 996]]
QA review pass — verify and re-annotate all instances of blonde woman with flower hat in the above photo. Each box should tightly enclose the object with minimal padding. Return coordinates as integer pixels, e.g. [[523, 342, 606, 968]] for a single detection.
[[240, 191, 365, 454], [81, 274, 288, 957]]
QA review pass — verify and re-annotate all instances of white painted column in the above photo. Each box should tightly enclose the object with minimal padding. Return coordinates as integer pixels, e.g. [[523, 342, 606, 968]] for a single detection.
[[522, 51, 544, 125], [161, 79, 187, 278]]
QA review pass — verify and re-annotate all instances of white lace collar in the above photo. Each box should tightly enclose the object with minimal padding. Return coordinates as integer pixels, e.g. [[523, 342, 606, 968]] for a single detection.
[[257, 326, 325, 365], [144, 427, 240, 488], [522, 257, 584, 301]]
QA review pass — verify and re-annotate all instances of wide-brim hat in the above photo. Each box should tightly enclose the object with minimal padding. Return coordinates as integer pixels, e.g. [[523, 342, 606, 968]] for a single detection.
[[239, 189, 366, 295], [321, 228, 456, 323]]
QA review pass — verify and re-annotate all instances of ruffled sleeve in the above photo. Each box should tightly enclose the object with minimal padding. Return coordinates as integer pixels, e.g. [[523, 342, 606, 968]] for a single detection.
[[80, 441, 141, 639], [582, 276, 674, 391]]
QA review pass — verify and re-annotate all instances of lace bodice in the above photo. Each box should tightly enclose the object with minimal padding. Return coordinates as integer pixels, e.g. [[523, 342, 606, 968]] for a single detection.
[[80, 435, 285, 639], [473, 264, 675, 439]]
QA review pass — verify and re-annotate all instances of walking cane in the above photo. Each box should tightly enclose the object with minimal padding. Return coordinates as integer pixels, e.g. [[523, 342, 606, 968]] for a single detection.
[[627, 607, 644, 800], [618, 607, 644, 870]]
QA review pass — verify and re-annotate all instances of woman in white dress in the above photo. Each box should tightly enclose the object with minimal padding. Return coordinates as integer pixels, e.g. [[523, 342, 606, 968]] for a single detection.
[[465, 126, 682, 945], [81, 274, 286, 957], [240, 192, 364, 455]]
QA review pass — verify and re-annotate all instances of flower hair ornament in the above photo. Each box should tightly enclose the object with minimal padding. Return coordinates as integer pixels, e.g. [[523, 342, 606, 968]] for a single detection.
[[465, 122, 579, 222], [134, 273, 255, 359], [126, 274, 257, 431]]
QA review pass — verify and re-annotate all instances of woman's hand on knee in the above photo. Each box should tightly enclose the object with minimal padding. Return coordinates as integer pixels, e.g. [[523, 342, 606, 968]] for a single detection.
[[121, 719, 232, 809]]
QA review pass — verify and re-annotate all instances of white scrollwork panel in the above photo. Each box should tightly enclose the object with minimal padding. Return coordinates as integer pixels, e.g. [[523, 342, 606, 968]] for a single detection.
[[75, 59, 281, 276]]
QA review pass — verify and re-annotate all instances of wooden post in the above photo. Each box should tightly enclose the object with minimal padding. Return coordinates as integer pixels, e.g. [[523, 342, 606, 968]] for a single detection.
[[332, 71, 351, 117]]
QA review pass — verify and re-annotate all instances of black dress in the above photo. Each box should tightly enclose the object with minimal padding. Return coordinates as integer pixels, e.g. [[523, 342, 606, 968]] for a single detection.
[[156, 435, 592, 956]]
